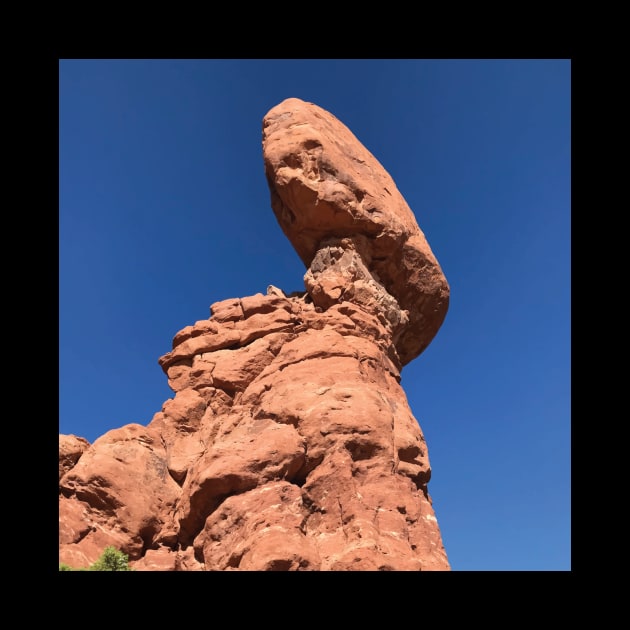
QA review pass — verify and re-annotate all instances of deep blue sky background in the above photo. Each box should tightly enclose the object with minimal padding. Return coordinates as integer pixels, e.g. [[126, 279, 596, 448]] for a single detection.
[[59, 59, 571, 571]]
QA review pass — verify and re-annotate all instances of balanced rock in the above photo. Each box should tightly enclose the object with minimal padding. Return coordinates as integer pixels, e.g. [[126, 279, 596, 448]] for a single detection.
[[263, 97, 449, 365], [59, 99, 451, 571]]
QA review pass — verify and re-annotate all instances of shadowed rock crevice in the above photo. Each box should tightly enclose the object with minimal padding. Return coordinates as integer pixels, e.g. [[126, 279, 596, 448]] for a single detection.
[[59, 98, 450, 571]]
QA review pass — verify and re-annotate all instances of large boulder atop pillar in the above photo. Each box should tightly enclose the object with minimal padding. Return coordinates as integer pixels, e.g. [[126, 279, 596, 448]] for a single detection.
[[263, 97, 449, 365], [59, 98, 452, 571]]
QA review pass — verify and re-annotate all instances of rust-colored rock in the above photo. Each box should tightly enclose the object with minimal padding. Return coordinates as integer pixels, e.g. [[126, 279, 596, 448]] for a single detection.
[[59, 424, 181, 566], [262, 97, 449, 365], [59, 434, 90, 480], [59, 99, 450, 571]]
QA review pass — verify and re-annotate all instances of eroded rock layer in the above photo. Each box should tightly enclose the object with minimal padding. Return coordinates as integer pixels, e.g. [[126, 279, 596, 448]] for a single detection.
[[59, 98, 450, 571], [60, 291, 449, 570]]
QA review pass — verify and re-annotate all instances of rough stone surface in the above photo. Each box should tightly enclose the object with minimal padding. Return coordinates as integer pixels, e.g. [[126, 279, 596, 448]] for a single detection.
[[262, 97, 449, 365], [59, 98, 450, 571], [59, 434, 90, 480]]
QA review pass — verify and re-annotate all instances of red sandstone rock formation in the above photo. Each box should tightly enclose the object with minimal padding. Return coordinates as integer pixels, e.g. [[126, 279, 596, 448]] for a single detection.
[[263, 98, 449, 365], [59, 98, 451, 571]]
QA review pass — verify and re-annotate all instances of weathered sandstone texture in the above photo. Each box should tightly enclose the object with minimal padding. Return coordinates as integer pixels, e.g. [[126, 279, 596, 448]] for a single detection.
[[59, 98, 450, 571], [263, 98, 449, 365]]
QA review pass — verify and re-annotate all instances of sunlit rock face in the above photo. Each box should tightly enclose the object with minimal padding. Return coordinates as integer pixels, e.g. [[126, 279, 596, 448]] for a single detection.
[[262, 97, 449, 366], [59, 98, 450, 571]]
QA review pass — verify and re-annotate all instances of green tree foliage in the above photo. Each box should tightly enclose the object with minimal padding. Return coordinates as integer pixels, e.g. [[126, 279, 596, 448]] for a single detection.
[[59, 546, 133, 571]]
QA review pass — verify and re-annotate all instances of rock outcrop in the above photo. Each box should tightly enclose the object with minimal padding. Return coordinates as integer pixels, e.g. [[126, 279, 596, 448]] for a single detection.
[[263, 98, 449, 365], [59, 98, 451, 571]]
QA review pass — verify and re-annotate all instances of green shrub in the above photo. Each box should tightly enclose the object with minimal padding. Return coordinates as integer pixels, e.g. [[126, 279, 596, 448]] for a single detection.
[[89, 546, 132, 571], [59, 546, 133, 571]]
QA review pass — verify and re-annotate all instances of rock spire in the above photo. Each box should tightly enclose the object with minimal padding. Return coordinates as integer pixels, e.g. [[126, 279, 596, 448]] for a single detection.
[[59, 98, 450, 571]]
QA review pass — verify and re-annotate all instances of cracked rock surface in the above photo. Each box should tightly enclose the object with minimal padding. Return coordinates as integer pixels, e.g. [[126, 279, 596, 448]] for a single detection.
[[59, 99, 450, 571]]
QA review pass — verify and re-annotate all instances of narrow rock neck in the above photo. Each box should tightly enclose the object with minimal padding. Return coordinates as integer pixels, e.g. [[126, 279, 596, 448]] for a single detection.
[[304, 235, 410, 350]]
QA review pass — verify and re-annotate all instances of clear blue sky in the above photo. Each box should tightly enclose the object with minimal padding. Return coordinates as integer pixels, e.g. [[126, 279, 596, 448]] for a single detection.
[[59, 59, 571, 571]]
